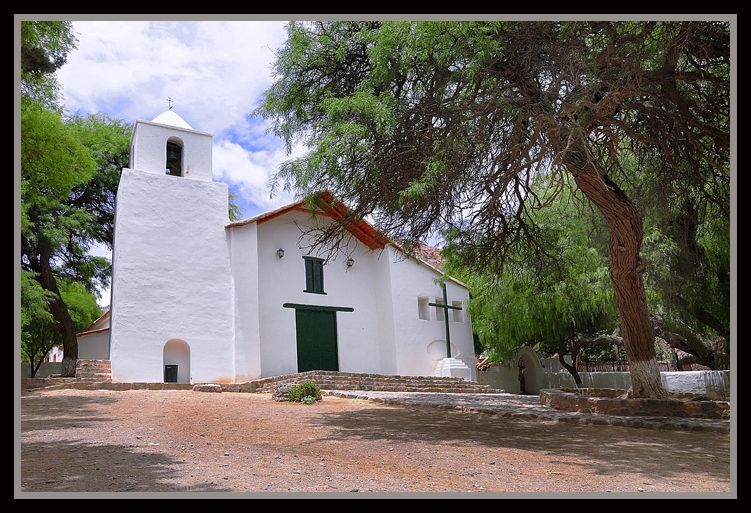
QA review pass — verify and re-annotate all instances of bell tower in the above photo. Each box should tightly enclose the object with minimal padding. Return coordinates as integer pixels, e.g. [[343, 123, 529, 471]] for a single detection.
[[109, 110, 235, 384], [128, 110, 213, 180]]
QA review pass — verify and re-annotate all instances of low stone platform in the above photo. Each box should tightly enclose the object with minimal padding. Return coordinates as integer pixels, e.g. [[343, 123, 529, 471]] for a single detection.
[[22, 381, 193, 392], [252, 370, 502, 394], [22, 377, 78, 389], [540, 388, 730, 419], [22, 359, 112, 389], [75, 359, 112, 382], [325, 390, 730, 433]]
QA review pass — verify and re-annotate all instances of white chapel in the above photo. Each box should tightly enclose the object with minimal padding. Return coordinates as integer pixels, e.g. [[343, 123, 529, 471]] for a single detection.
[[76, 111, 477, 384]]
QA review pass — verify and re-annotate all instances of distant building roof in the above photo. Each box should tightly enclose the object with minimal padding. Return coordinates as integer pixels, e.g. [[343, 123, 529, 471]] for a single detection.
[[414, 243, 444, 271], [77, 308, 110, 337]]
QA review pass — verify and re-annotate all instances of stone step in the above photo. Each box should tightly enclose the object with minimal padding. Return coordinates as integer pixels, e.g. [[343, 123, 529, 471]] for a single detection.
[[253, 370, 468, 383], [290, 380, 496, 388], [253, 371, 503, 394], [259, 375, 475, 384], [74, 359, 112, 383], [268, 378, 476, 387], [76, 360, 111, 366], [261, 378, 490, 387], [256, 374, 471, 383]]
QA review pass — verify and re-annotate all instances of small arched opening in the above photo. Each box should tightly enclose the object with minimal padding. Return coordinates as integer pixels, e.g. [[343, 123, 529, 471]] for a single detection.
[[515, 346, 543, 395], [163, 339, 190, 383], [165, 137, 184, 176]]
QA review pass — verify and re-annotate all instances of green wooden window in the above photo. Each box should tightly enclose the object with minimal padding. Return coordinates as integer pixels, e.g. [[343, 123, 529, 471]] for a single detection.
[[304, 256, 326, 294]]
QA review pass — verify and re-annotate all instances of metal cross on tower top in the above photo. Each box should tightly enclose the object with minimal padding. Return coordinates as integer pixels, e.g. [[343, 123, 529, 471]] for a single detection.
[[428, 282, 463, 358], [166, 97, 174, 110]]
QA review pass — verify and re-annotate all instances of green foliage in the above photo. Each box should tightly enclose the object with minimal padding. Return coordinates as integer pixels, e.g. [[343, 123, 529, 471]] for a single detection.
[[21, 101, 97, 239], [634, 153, 730, 345], [21, 21, 76, 107], [22, 104, 131, 288], [67, 114, 132, 246], [21, 273, 101, 374], [58, 281, 102, 333], [19, 20, 131, 373], [446, 184, 617, 363], [301, 395, 317, 405], [21, 99, 130, 368], [228, 191, 242, 221], [261, 20, 727, 275], [287, 380, 322, 402], [21, 270, 56, 360]]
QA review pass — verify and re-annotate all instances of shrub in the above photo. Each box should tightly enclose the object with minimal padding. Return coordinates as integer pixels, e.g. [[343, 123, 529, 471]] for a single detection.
[[288, 380, 322, 402], [301, 395, 317, 405]]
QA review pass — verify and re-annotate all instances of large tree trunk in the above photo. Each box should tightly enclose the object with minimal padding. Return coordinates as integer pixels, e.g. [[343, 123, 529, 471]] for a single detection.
[[565, 152, 667, 399], [37, 243, 78, 377]]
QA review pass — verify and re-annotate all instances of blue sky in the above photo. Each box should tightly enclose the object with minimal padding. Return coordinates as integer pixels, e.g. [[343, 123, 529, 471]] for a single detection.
[[57, 21, 305, 305]]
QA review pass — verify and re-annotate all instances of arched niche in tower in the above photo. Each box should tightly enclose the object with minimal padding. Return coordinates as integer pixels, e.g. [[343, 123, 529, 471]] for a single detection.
[[165, 136, 184, 176]]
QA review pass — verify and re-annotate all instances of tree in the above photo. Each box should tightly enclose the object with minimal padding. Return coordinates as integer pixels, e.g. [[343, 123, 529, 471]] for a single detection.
[[260, 21, 729, 397], [446, 182, 618, 385], [21, 278, 100, 377], [21, 105, 131, 376], [21, 270, 56, 377], [21, 102, 97, 376], [228, 191, 242, 221], [21, 21, 75, 108], [639, 173, 730, 369]]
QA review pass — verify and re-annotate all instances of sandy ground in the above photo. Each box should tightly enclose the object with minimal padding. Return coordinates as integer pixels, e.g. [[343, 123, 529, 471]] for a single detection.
[[20, 389, 731, 494]]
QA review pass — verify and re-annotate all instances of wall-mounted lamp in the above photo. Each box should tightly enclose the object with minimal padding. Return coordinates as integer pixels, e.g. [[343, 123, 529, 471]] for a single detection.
[[346, 257, 355, 268], [276, 248, 285, 259]]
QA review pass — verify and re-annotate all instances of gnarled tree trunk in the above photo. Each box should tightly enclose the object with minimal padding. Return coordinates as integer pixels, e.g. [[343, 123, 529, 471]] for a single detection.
[[557, 351, 582, 387], [37, 242, 78, 377], [564, 150, 667, 399]]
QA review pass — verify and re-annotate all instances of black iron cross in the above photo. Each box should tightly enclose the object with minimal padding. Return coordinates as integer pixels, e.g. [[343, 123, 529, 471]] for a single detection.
[[167, 97, 174, 110], [428, 282, 463, 358]]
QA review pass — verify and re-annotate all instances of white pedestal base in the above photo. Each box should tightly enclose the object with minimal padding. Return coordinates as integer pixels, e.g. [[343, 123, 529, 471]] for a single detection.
[[433, 357, 472, 381]]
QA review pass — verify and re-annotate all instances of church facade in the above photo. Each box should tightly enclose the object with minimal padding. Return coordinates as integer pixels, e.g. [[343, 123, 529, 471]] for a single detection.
[[82, 111, 477, 384]]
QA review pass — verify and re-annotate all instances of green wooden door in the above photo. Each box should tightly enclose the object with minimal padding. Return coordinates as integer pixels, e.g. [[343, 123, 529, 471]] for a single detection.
[[295, 309, 339, 372]]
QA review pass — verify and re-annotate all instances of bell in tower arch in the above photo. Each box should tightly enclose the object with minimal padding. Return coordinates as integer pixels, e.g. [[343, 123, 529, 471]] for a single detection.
[[166, 139, 183, 176]]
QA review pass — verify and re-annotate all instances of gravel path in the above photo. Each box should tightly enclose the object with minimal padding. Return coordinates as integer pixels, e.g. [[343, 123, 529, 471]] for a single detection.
[[324, 391, 730, 432], [20, 389, 731, 494]]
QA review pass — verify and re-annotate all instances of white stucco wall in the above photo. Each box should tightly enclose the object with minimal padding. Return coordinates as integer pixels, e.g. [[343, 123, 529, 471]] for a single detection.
[[228, 223, 262, 380], [130, 120, 213, 181], [109, 168, 234, 383], [254, 211, 392, 377], [373, 249, 397, 374], [386, 246, 477, 380], [240, 211, 476, 379], [78, 331, 110, 360]]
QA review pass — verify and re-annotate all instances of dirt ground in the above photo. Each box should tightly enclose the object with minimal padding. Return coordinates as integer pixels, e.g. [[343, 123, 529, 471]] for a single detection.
[[20, 389, 731, 494]]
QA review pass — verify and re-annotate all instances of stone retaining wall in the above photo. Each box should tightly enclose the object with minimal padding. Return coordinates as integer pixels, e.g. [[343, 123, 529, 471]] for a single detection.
[[480, 368, 730, 399], [540, 388, 730, 419]]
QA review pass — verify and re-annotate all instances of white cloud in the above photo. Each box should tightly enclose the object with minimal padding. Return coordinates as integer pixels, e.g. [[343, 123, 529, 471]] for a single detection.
[[213, 137, 306, 211], [59, 21, 288, 134]]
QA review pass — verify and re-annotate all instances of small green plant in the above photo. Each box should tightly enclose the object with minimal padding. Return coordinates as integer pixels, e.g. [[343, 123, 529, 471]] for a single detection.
[[288, 380, 322, 402], [301, 395, 317, 405]]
